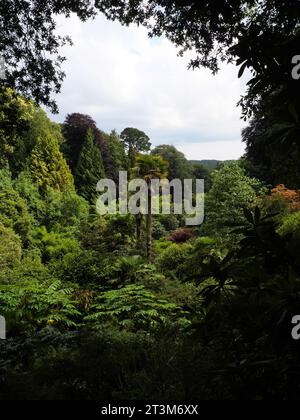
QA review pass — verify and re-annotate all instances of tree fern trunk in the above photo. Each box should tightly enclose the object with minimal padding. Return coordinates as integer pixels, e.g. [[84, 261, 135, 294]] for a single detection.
[[136, 213, 142, 241], [146, 181, 152, 261]]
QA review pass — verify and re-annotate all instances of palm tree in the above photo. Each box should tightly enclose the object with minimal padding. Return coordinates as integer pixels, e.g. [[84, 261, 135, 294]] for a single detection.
[[133, 155, 168, 260]]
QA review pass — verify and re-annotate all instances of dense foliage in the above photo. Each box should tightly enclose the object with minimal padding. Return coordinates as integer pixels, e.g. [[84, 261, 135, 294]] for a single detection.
[[1, 86, 300, 400], [1, 0, 300, 401]]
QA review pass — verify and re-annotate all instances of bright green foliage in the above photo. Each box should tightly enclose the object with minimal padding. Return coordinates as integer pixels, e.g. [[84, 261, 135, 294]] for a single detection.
[[157, 237, 221, 283], [28, 133, 74, 194], [160, 279, 203, 313], [31, 226, 81, 263], [0, 251, 53, 285], [277, 211, 300, 264], [157, 242, 194, 281], [278, 211, 300, 239], [85, 284, 189, 332], [13, 172, 46, 222], [0, 173, 32, 243], [0, 223, 22, 270], [27, 107, 63, 147], [0, 167, 13, 188], [0, 280, 80, 331], [131, 263, 167, 291], [204, 162, 261, 242], [75, 129, 105, 203], [0, 89, 64, 179], [0, 88, 35, 174], [45, 190, 89, 233]]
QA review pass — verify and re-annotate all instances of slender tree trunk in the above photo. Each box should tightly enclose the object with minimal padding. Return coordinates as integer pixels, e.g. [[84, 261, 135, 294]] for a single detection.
[[146, 181, 152, 261], [128, 145, 136, 172], [136, 213, 142, 241]]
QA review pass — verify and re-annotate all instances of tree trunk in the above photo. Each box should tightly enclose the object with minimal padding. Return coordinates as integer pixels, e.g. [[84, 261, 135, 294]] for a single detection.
[[136, 213, 142, 241], [146, 181, 152, 261], [128, 145, 136, 171]]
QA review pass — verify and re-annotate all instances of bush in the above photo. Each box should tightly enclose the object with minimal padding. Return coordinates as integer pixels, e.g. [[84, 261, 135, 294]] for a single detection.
[[0, 250, 52, 285], [270, 184, 300, 212], [55, 250, 112, 287], [153, 239, 173, 255], [152, 220, 167, 240], [278, 211, 300, 238], [167, 228, 195, 243], [158, 214, 181, 232], [278, 211, 300, 268], [45, 190, 89, 233], [31, 226, 81, 263], [156, 242, 194, 281], [80, 214, 136, 254]]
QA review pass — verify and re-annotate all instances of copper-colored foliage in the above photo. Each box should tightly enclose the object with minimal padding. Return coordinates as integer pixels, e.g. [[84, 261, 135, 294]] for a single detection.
[[271, 184, 300, 212]]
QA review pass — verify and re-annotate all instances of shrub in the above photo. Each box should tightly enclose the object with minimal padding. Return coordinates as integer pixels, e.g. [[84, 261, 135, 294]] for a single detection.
[[153, 239, 173, 255], [156, 242, 193, 281], [31, 226, 81, 263], [45, 190, 89, 233], [167, 228, 195, 243], [55, 250, 112, 287], [158, 214, 180, 232], [278, 211, 300, 238], [152, 220, 167, 240], [271, 184, 300, 212], [80, 214, 136, 254], [0, 250, 52, 285]]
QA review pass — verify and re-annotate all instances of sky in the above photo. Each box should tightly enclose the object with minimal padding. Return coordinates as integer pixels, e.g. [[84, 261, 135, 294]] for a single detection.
[[48, 13, 249, 160]]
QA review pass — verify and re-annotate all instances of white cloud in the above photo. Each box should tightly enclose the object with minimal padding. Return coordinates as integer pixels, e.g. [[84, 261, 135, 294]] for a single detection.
[[48, 13, 249, 160], [176, 141, 246, 161]]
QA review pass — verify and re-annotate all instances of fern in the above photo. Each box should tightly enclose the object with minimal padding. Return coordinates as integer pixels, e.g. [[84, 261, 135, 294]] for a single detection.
[[85, 284, 190, 332], [0, 279, 81, 331]]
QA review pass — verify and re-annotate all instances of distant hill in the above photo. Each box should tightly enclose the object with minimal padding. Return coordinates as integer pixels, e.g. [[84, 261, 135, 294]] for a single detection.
[[190, 160, 220, 171]]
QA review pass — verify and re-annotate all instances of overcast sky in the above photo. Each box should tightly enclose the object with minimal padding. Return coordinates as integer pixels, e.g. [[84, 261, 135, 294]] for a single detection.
[[48, 13, 249, 160]]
